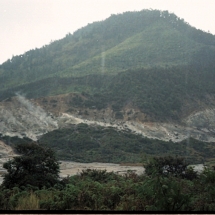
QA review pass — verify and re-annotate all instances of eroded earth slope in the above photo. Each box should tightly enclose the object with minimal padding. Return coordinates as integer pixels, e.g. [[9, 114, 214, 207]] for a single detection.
[[1, 94, 215, 143]]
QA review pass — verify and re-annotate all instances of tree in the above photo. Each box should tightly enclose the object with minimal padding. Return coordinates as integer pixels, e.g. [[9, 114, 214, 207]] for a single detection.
[[2, 143, 60, 189], [144, 155, 197, 180]]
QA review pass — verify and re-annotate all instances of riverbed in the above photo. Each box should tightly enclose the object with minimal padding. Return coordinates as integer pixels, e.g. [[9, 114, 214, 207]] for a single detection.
[[59, 161, 145, 178], [1, 159, 205, 185], [0, 159, 145, 184]]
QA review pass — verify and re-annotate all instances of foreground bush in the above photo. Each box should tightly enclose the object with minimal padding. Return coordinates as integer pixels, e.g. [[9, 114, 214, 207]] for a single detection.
[[1, 143, 60, 189], [1, 156, 215, 210]]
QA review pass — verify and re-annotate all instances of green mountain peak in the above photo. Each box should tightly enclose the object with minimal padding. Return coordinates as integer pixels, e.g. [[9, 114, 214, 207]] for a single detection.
[[0, 9, 215, 123]]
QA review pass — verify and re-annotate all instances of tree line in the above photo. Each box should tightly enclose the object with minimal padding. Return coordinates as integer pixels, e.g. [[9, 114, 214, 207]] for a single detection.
[[1, 142, 215, 211]]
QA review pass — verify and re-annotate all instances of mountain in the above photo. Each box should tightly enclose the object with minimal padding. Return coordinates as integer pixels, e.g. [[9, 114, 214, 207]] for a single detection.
[[1, 10, 215, 164], [0, 10, 215, 120], [1, 10, 215, 97]]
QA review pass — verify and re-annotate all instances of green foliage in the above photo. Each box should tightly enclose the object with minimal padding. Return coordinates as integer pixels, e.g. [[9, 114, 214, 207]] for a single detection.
[[145, 156, 191, 178], [0, 134, 32, 147], [0, 10, 214, 123], [9, 57, 214, 121], [1, 143, 60, 189], [139, 174, 192, 211], [1, 9, 215, 210], [1, 162, 215, 211], [1, 57, 215, 122], [81, 61, 215, 121], [1, 127, 213, 166], [0, 10, 215, 112], [144, 156, 198, 185], [39, 124, 214, 164], [79, 169, 117, 183], [188, 167, 215, 211]]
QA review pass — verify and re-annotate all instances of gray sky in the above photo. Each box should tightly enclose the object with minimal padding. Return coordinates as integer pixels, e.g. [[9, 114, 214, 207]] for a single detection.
[[0, 0, 215, 64]]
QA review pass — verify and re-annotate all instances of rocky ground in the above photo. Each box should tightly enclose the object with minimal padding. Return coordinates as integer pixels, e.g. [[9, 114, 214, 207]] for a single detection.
[[1, 94, 215, 143], [0, 95, 58, 141], [58, 112, 215, 142]]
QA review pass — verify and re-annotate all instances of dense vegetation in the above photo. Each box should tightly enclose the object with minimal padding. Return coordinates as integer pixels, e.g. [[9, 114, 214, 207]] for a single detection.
[[1, 56, 215, 121], [37, 123, 215, 165], [2, 122, 215, 166], [2, 143, 60, 189], [77, 60, 215, 121], [1, 124, 215, 165], [0, 10, 215, 89], [1, 153, 215, 211], [0, 10, 214, 96], [0, 10, 215, 122]]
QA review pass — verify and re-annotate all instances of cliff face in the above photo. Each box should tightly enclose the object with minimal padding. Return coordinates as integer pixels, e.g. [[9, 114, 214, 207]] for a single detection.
[[0, 94, 58, 141], [1, 94, 215, 143]]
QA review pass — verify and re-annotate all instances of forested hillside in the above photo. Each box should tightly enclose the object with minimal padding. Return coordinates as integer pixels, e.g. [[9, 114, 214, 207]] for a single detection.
[[1, 9, 215, 155], [1, 10, 215, 123], [2, 124, 215, 165], [38, 123, 215, 164], [0, 9, 215, 97]]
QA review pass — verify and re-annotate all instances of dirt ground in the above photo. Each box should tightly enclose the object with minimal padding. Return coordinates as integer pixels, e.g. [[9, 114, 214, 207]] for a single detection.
[[0, 140, 17, 158], [0, 160, 144, 184], [59, 161, 145, 177]]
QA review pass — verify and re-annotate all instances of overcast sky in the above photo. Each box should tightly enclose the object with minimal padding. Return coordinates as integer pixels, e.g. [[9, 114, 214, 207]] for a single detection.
[[0, 0, 215, 64]]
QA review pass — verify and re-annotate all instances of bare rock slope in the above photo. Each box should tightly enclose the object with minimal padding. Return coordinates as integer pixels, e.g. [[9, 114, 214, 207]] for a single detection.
[[1, 94, 215, 143]]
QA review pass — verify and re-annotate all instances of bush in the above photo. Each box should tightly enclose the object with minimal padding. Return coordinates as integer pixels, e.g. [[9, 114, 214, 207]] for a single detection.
[[1, 143, 60, 189], [14, 191, 39, 210], [144, 155, 197, 180]]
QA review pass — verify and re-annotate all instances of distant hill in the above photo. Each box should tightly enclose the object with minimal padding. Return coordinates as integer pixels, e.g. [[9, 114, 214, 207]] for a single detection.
[[0, 9, 215, 121]]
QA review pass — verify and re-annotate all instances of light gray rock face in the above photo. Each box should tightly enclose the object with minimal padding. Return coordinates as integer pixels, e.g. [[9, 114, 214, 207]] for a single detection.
[[57, 112, 215, 143], [184, 109, 215, 132], [1, 95, 215, 143], [0, 94, 58, 140]]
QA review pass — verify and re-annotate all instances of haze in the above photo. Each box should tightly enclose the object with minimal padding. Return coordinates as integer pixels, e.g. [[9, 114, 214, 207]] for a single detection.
[[0, 0, 215, 64]]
